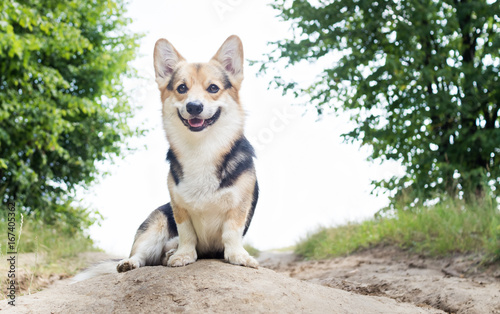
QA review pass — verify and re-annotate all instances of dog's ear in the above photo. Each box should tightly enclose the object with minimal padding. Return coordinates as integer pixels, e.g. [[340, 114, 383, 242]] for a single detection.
[[212, 35, 244, 84], [154, 39, 185, 88]]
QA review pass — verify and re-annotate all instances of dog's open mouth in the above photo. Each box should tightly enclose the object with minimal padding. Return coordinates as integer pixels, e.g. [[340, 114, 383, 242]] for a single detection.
[[177, 107, 222, 132]]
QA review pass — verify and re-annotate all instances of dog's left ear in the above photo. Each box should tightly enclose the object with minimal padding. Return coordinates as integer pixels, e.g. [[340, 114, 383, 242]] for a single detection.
[[212, 35, 244, 84]]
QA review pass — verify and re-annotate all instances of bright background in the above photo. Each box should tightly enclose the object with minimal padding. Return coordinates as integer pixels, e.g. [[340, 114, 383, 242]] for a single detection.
[[85, 0, 403, 256]]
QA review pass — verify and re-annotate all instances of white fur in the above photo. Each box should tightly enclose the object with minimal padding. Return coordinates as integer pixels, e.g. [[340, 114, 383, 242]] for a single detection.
[[167, 222, 198, 267], [222, 222, 258, 267], [71, 260, 118, 283], [130, 228, 168, 266], [117, 232, 178, 271]]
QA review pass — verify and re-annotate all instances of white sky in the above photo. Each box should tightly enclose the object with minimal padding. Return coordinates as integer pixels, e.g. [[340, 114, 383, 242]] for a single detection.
[[85, 0, 403, 256]]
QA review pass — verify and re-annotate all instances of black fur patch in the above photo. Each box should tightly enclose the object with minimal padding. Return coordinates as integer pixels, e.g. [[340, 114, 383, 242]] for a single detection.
[[137, 217, 150, 234], [215, 65, 233, 90], [222, 72, 232, 90], [218, 136, 255, 189], [158, 203, 178, 238], [166, 68, 179, 91], [198, 251, 224, 259], [166, 149, 183, 185], [137, 203, 179, 238], [243, 180, 259, 236]]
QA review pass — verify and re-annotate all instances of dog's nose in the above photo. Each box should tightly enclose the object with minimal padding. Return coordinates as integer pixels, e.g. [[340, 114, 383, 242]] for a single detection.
[[186, 102, 204, 115]]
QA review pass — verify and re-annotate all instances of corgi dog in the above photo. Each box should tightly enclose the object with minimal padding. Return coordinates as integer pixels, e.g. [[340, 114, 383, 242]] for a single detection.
[[116, 35, 259, 271]]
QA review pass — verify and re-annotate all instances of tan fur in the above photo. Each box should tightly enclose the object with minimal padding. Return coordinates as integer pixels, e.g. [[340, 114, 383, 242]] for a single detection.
[[170, 202, 190, 225], [226, 176, 256, 229]]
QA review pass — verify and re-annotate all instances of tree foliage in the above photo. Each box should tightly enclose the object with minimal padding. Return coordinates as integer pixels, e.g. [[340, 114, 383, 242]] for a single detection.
[[261, 0, 500, 205], [0, 0, 141, 224]]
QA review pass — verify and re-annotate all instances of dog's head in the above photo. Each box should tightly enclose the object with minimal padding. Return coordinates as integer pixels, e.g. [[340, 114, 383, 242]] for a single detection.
[[153, 35, 244, 135]]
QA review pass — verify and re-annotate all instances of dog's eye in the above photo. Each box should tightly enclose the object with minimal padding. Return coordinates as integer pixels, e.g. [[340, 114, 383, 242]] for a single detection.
[[177, 84, 188, 94], [207, 84, 220, 94]]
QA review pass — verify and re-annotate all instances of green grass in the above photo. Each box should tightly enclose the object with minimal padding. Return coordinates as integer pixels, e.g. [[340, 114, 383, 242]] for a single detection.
[[1, 217, 98, 260], [296, 198, 500, 263], [0, 214, 100, 297], [0, 214, 100, 266]]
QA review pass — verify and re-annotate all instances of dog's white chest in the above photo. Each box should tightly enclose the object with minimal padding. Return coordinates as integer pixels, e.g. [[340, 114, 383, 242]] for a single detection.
[[174, 162, 227, 253], [176, 165, 220, 209], [171, 139, 236, 211]]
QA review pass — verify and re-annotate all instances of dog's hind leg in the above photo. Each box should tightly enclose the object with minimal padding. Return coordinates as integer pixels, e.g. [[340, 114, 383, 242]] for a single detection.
[[117, 203, 178, 273]]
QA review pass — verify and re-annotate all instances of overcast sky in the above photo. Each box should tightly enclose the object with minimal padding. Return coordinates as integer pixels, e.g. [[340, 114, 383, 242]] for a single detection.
[[85, 0, 403, 256]]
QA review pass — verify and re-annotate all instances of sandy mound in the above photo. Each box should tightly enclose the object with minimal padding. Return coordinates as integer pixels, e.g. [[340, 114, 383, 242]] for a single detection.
[[1, 259, 438, 313]]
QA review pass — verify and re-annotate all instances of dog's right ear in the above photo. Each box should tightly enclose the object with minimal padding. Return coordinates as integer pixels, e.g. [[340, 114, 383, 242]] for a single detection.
[[154, 39, 185, 88]]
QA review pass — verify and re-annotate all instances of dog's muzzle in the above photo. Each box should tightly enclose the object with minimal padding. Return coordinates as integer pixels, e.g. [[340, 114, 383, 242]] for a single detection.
[[177, 107, 222, 132]]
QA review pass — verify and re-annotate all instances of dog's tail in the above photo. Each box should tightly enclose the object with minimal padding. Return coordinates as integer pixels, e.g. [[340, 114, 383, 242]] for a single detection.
[[71, 259, 121, 284]]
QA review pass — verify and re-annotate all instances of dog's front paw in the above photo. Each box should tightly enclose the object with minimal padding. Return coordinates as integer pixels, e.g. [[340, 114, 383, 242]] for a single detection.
[[167, 250, 197, 267], [117, 257, 140, 273], [161, 249, 177, 266], [226, 250, 259, 268]]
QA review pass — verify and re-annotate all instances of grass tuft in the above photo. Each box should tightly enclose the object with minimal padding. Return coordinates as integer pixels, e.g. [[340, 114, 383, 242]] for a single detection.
[[296, 198, 500, 262], [0, 214, 100, 297]]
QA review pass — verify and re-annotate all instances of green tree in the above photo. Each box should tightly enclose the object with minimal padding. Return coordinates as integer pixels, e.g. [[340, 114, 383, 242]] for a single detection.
[[260, 0, 500, 205], [0, 0, 141, 228]]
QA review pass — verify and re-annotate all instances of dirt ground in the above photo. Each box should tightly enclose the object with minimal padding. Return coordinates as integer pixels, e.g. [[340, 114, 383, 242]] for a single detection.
[[258, 247, 500, 314], [0, 251, 119, 298], [1, 247, 498, 313]]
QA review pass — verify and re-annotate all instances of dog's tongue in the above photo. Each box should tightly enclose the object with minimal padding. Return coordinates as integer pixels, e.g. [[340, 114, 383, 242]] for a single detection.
[[188, 118, 204, 128]]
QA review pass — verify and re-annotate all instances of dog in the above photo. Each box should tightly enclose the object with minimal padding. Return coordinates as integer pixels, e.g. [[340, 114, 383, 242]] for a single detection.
[[116, 35, 259, 272]]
